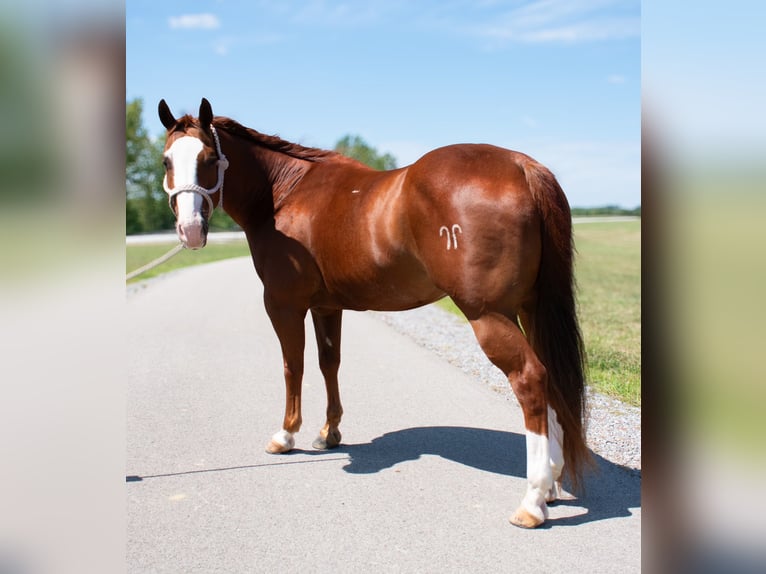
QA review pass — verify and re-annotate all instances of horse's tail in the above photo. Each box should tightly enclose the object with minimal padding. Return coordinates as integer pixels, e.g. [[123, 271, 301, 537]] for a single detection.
[[522, 157, 591, 492]]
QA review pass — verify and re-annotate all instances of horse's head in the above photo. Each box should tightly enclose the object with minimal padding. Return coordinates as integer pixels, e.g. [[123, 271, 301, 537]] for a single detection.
[[158, 98, 228, 249]]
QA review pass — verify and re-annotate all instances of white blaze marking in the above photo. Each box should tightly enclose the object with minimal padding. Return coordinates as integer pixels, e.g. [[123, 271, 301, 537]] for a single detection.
[[165, 136, 204, 188], [165, 136, 205, 221]]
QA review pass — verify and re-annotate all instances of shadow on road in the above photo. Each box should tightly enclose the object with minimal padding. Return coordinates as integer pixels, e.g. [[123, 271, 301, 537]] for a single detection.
[[336, 426, 641, 527], [127, 426, 640, 528]]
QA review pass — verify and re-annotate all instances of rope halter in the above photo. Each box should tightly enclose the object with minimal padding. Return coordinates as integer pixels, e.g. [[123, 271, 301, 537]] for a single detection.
[[163, 125, 229, 217]]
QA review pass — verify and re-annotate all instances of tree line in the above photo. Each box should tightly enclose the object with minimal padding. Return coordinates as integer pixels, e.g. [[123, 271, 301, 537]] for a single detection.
[[571, 205, 640, 216]]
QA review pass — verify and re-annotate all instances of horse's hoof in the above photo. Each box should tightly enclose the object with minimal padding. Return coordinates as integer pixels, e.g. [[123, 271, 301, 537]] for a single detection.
[[312, 428, 341, 450], [265, 441, 290, 454], [265, 430, 294, 454], [509, 507, 545, 529]]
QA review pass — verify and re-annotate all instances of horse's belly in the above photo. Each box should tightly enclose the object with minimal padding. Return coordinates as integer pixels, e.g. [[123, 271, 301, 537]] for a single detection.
[[318, 260, 445, 312]]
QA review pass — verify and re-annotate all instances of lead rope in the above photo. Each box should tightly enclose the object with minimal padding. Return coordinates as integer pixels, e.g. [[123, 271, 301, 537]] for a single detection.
[[126, 243, 185, 281]]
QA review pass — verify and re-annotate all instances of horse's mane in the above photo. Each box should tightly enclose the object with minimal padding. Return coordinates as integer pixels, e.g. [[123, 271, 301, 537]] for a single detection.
[[209, 116, 353, 164]]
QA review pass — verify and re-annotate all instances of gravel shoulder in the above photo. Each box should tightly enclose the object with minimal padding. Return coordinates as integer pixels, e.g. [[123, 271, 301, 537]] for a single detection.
[[371, 305, 641, 472]]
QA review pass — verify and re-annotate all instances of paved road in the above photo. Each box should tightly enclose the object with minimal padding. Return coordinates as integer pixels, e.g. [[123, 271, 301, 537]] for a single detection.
[[127, 258, 640, 573]]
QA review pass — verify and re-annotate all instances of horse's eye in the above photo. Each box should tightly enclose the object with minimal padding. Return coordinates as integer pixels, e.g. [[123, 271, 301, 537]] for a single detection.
[[162, 157, 171, 170]]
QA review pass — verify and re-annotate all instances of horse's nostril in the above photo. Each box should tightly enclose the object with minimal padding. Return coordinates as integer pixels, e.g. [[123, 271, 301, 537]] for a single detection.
[[176, 219, 206, 249]]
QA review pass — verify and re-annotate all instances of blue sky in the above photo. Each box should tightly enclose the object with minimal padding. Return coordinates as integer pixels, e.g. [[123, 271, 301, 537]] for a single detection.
[[127, 0, 640, 208]]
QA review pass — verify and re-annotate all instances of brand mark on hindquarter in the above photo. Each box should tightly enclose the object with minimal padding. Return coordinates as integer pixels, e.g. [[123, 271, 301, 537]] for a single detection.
[[439, 224, 463, 250]]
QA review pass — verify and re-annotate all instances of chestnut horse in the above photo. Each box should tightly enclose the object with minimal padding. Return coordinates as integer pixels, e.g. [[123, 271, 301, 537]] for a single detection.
[[158, 98, 589, 528]]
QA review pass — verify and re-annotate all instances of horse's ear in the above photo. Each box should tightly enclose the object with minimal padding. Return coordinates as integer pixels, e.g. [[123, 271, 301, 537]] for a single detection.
[[199, 98, 213, 132], [158, 99, 176, 130]]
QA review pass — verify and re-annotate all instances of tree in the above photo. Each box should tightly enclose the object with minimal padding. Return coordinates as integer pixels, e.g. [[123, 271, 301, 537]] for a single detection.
[[334, 135, 397, 170], [126, 98, 174, 233]]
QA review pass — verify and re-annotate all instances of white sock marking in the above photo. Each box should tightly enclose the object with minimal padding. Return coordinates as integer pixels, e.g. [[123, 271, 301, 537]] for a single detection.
[[522, 430, 553, 520], [548, 405, 564, 481], [271, 429, 294, 449]]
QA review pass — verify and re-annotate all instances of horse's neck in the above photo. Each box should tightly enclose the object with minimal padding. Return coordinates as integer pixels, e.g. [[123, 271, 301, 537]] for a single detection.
[[257, 147, 311, 210], [223, 141, 309, 228]]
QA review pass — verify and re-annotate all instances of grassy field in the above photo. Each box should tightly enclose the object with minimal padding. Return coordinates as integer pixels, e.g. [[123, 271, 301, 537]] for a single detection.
[[572, 221, 640, 404], [127, 220, 641, 405], [126, 240, 251, 283]]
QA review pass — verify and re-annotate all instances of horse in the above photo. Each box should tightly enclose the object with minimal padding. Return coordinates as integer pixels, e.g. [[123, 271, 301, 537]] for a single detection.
[[157, 98, 589, 528]]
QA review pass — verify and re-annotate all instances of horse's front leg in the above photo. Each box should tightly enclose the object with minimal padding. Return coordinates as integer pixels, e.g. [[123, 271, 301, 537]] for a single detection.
[[264, 302, 306, 454], [310, 309, 343, 450]]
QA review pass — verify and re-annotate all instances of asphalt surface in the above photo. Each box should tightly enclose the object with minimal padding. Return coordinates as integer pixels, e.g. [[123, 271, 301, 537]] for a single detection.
[[126, 257, 641, 573]]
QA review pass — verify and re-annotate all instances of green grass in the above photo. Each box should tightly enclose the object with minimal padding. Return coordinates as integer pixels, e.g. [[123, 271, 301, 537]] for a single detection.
[[574, 221, 640, 404], [437, 220, 641, 405], [126, 239, 250, 282], [127, 221, 641, 405]]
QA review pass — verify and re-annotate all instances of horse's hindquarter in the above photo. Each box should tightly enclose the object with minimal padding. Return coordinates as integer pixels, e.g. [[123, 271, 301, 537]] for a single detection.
[[276, 165, 445, 311], [403, 144, 543, 313]]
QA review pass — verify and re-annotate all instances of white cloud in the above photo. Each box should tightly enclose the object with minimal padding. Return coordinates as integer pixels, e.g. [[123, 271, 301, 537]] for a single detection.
[[211, 33, 285, 57], [291, 0, 395, 27], [608, 74, 627, 84], [169, 13, 221, 30], [468, 0, 640, 45]]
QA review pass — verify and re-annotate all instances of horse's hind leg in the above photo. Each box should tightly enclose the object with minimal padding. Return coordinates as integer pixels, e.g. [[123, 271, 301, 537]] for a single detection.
[[468, 311, 553, 528], [310, 309, 344, 450], [516, 310, 574, 505], [545, 403, 574, 503]]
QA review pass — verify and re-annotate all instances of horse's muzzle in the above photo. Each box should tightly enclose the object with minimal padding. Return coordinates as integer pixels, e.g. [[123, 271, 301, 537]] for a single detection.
[[176, 217, 208, 250]]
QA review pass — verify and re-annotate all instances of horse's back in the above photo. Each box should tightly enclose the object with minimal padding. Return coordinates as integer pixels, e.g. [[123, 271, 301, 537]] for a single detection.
[[407, 143, 535, 196], [403, 144, 541, 236], [284, 164, 444, 311]]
